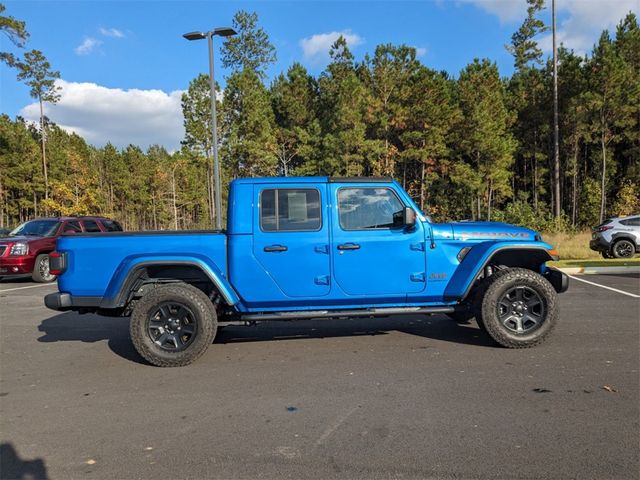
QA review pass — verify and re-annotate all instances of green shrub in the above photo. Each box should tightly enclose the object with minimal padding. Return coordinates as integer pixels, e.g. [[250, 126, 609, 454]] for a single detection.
[[492, 200, 574, 233]]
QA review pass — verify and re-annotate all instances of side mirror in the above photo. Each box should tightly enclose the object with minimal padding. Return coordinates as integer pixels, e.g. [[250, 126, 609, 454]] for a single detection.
[[393, 207, 417, 228], [403, 207, 417, 227]]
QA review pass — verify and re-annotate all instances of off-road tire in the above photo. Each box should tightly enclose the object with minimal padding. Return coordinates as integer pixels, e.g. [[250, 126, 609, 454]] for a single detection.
[[479, 267, 557, 348], [32, 254, 56, 283], [459, 272, 504, 332], [612, 239, 635, 259], [130, 283, 217, 367]]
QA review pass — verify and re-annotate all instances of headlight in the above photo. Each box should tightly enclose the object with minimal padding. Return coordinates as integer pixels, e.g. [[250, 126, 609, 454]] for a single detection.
[[9, 242, 28, 256]]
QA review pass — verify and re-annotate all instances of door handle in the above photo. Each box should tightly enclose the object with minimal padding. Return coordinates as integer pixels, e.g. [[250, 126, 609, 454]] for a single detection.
[[337, 243, 360, 251], [264, 245, 288, 252]]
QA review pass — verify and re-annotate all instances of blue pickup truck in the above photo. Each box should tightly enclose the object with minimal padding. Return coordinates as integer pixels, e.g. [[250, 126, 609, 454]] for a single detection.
[[45, 177, 568, 366]]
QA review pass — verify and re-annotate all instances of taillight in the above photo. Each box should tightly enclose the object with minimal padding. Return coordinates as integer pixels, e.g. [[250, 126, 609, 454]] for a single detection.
[[594, 225, 613, 233], [49, 251, 67, 276]]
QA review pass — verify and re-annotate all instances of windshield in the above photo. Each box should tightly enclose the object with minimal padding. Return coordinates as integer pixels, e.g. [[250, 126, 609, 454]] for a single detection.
[[9, 220, 60, 237]]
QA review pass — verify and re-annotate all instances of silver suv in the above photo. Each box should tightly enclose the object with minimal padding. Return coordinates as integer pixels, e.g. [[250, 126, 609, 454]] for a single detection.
[[590, 215, 640, 258]]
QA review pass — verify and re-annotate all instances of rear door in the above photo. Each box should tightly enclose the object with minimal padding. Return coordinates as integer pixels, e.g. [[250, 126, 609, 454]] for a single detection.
[[252, 184, 331, 297], [330, 184, 427, 297]]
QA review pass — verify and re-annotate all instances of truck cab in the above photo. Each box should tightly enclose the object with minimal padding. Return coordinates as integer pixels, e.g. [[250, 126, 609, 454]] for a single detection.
[[45, 177, 568, 367]]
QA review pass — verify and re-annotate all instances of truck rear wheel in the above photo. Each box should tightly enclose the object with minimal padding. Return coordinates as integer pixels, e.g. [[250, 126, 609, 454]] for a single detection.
[[478, 268, 557, 348], [130, 283, 217, 367]]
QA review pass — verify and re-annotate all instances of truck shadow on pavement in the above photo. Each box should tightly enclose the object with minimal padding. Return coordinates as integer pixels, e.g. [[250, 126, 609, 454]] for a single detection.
[[0, 443, 49, 480], [37, 312, 494, 364], [37, 313, 145, 364]]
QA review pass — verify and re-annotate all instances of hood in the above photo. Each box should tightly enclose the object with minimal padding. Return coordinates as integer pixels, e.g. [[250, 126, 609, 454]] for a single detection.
[[449, 221, 538, 242], [0, 235, 42, 243]]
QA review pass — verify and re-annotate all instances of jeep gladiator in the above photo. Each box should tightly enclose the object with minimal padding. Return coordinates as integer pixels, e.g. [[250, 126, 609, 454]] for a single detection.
[[45, 177, 568, 367]]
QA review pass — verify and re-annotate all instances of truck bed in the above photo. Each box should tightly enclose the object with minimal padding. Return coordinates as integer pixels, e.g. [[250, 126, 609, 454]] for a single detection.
[[56, 231, 227, 297]]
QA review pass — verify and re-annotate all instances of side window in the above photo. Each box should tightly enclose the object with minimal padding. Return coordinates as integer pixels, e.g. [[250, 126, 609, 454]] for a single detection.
[[64, 221, 82, 233], [82, 220, 101, 232], [620, 217, 640, 226], [338, 187, 404, 230], [101, 220, 123, 232], [260, 188, 321, 232]]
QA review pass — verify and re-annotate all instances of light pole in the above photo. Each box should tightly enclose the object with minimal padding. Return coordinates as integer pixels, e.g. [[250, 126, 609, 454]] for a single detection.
[[183, 27, 237, 230], [552, 0, 560, 218]]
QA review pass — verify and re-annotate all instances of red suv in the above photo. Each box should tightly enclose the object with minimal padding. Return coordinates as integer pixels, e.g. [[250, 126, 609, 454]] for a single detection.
[[0, 216, 122, 283]]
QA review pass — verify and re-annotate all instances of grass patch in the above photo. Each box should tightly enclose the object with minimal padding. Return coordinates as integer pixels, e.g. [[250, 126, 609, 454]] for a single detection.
[[542, 231, 600, 260], [543, 230, 640, 264], [549, 258, 640, 268]]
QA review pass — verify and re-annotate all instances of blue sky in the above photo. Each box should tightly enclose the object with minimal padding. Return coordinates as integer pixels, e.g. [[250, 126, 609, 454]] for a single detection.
[[1, 0, 637, 150]]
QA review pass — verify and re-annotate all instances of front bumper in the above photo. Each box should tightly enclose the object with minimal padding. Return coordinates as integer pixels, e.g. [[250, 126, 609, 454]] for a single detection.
[[0, 255, 35, 276], [545, 268, 569, 294]]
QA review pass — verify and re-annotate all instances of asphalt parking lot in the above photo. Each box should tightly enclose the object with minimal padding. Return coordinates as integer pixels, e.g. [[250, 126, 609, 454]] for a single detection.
[[1, 274, 639, 479]]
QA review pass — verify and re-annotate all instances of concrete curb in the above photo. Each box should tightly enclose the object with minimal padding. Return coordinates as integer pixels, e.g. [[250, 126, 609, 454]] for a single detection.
[[556, 266, 640, 275]]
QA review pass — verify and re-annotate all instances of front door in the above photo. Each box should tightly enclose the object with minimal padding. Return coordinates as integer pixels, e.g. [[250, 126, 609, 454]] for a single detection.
[[330, 185, 427, 297], [252, 184, 331, 298]]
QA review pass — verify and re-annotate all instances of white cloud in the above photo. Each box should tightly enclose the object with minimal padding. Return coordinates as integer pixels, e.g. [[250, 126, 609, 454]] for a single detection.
[[457, 0, 527, 23], [20, 80, 185, 151], [538, 0, 638, 55], [415, 47, 427, 57], [75, 37, 103, 55], [99, 27, 125, 38], [299, 30, 364, 62], [458, 0, 638, 56]]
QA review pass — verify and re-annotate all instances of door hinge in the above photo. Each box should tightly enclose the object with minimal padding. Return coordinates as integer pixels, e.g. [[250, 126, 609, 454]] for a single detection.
[[314, 275, 330, 285], [314, 244, 329, 254], [410, 242, 425, 251], [410, 272, 425, 282]]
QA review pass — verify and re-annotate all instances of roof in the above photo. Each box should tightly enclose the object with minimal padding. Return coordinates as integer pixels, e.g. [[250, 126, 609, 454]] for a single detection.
[[231, 176, 394, 185], [26, 216, 112, 221]]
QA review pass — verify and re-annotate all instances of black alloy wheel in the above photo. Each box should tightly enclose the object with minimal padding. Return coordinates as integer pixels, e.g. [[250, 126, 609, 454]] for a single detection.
[[147, 302, 198, 352], [497, 286, 545, 334]]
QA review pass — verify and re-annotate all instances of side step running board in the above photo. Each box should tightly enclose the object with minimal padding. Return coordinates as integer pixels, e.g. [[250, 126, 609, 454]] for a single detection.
[[239, 306, 455, 322]]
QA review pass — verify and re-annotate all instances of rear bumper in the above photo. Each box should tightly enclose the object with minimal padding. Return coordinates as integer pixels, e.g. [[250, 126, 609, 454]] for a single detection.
[[44, 292, 102, 312], [0, 255, 35, 276], [589, 236, 610, 252], [545, 268, 569, 294]]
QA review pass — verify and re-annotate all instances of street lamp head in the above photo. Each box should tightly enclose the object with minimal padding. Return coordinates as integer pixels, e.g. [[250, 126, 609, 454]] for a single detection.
[[213, 27, 237, 37], [183, 31, 207, 41]]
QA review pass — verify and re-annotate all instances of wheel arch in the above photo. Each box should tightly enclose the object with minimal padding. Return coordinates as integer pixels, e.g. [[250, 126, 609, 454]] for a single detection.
[[611, 232, 638, 247], [444, 243, 557, 302], [100, 258, 240, 310]]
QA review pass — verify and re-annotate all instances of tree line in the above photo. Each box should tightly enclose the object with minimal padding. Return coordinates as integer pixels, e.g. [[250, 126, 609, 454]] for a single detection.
[[1, 4, 638, 232]]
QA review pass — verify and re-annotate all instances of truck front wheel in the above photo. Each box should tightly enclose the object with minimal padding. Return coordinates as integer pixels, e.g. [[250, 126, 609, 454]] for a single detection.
[[130, 283, 217, 367], [478, 268, 557, 348]]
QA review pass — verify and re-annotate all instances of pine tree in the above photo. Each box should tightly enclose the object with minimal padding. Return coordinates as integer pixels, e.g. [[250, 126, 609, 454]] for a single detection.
[[11, 50, 60, 204], [584, 31, 636, 221], [221, 10, 276, 78], [270, 63, 317, 175], [455, 59, 517, 220], [319, 36, 370, 176], [222, 70, 278, 177]]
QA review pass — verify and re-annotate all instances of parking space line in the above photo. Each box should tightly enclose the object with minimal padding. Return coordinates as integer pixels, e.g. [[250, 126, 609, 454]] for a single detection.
[[568, 275, 640, 299], [0, 284, 54, 293]]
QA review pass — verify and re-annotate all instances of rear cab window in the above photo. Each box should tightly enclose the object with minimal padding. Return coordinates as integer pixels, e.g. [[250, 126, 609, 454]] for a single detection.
[[260, 188, 321, 232]]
